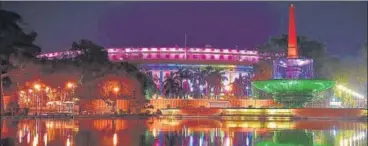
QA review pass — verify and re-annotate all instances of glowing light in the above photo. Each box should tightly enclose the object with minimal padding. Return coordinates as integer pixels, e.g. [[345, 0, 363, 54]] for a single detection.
[[44, 133, 48, 146], [267, 122, 277, 129], [45, 87, 50, 92], [113, 87, 120, 93], [152, 128, 157, 137], [34, 84, 41, 91], [66, 137, 70, 146], [66, 82, 74, 89], [32, 134, 38, 146], [224, 85, 232, 92], [37, 47, 263, 63], [113, 133, 118, 146], [189, 136, 193, 146], [340, 131, 366, 145], [27, 132, 30, 144], [225, 136, 230, 146], [330, 101, 342, 106], [337, 84, 365, 99], [19, 130, 23, 143]]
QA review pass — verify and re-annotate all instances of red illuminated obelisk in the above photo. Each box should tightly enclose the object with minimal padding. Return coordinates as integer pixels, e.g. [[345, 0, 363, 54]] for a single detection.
[[287, 4, 298, 59]]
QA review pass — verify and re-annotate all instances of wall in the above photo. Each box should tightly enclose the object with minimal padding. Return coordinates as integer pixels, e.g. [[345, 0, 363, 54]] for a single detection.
[[79, 99, 278, 112]]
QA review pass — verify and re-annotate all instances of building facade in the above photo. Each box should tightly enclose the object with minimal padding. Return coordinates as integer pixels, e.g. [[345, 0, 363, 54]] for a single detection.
[[38, 47, 285, 98]]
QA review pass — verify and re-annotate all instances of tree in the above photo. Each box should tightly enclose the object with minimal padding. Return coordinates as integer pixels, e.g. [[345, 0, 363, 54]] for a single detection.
[[204, 68, 227, 99], [71, 39, 108, 63], [258, 34, 327, 78], [233, 75, 251, 98], [162, 72, 181, 98], [191, 68, 208, 99], [252, 60, 273, 81], [175, 68, 193, 99], [0, 7, 41, 115], [354, 43, 367, 93]]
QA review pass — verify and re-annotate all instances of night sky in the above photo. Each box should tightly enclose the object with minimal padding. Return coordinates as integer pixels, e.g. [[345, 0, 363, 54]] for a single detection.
[[2, 1, 367, 58]]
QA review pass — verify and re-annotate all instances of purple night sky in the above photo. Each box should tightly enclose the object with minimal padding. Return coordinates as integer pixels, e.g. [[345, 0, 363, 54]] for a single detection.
[[2, 1, 367, 58]]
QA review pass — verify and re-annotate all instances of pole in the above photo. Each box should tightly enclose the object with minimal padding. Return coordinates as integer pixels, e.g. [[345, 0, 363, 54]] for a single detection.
[[184, 34, 187, 60]]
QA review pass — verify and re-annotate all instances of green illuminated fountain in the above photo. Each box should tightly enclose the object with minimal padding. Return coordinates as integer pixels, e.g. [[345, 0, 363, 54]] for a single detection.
[[252, 4, 335, 108]]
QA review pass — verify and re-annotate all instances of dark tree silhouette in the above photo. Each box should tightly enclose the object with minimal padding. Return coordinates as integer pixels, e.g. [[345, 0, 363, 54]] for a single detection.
[[0, 7, 40, 115], [258, 34, 327, 78]]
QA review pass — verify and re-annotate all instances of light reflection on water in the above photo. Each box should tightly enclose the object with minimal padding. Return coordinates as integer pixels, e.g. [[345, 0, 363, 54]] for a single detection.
[[1, 118, 367, 146]]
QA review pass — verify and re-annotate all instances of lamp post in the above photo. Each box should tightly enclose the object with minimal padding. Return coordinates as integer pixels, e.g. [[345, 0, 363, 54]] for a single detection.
[[113, 87, 120, 98], [33, 83, 41, 115], [66, 82, 75, 100], [66, 82, 75, 113], [112, 87, 119, 113]]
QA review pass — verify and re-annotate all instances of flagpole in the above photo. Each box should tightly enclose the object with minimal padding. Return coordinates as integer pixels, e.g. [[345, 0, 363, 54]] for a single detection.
[[184, 33, 187, 60]]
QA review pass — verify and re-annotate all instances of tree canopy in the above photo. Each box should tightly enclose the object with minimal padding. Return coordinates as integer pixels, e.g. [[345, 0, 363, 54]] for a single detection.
[[0, 7, 41, 114], [258, 34, 326, 78]]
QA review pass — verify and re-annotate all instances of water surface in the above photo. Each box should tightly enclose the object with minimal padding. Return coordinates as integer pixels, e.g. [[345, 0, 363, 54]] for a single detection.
[[1, 118, 366, 146]]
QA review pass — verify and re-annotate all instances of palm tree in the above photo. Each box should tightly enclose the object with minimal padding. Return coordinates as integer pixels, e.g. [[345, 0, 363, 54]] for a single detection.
[[0, 7, 40, 115], [205, 69, 227, 99], [162, 72, 181, 98], [191, 68, 207, 99], [175, 68, 193, 99], [233, 75, 251, 98]]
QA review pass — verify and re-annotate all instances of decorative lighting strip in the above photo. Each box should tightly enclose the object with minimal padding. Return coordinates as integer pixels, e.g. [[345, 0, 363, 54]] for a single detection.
[[37, 47, 285, 63]]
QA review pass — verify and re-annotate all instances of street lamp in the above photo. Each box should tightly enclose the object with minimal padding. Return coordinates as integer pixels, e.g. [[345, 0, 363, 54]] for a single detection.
[[66, 82, 76, 113], [34, 84, 41, 91], [45, 86, 50, 93], [113, 87, 120, 99], [112, 87, 120, 113], [33, 83, 41, 115], [66, 82, 74, 89], [113, 87, 120, 93]]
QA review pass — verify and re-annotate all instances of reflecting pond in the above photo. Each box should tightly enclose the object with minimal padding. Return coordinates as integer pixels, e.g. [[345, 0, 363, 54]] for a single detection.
[[1, 118, 367, 146]]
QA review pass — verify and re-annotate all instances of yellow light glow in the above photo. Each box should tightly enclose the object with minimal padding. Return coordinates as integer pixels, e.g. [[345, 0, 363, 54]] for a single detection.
[[45, 87, 50, 92], [337, 84, 365, 99], [113, 87, 120, 93], [66, 82, 74, 89], [224, 85, 232, 91], [34, 84, 41, 91]]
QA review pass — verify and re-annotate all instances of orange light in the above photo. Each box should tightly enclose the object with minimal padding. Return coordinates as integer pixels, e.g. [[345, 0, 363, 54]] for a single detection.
[[45, 87, 50, 92], [28, 89, 33, 93], [66, 82, 74, 88], [34, 84, 41, 91], [113, 87, 120, 92]]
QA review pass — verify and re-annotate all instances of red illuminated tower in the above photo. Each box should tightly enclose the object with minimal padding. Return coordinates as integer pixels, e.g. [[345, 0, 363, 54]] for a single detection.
[[287, 4, 299, 59]]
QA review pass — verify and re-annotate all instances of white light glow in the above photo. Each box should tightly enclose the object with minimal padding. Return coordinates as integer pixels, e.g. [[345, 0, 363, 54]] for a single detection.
[[32, 134, 38, 146], [330, 101, 342, 106], [113, 133, 118, 146], [44, 133, 47, 146]]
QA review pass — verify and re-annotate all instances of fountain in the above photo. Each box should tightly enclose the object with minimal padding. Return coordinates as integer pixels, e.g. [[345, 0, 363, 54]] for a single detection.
[[252, 4, 335, 108]]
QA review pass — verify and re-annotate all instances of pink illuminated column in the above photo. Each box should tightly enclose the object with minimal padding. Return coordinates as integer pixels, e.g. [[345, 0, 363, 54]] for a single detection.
[[287, 4, 299, 59]]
